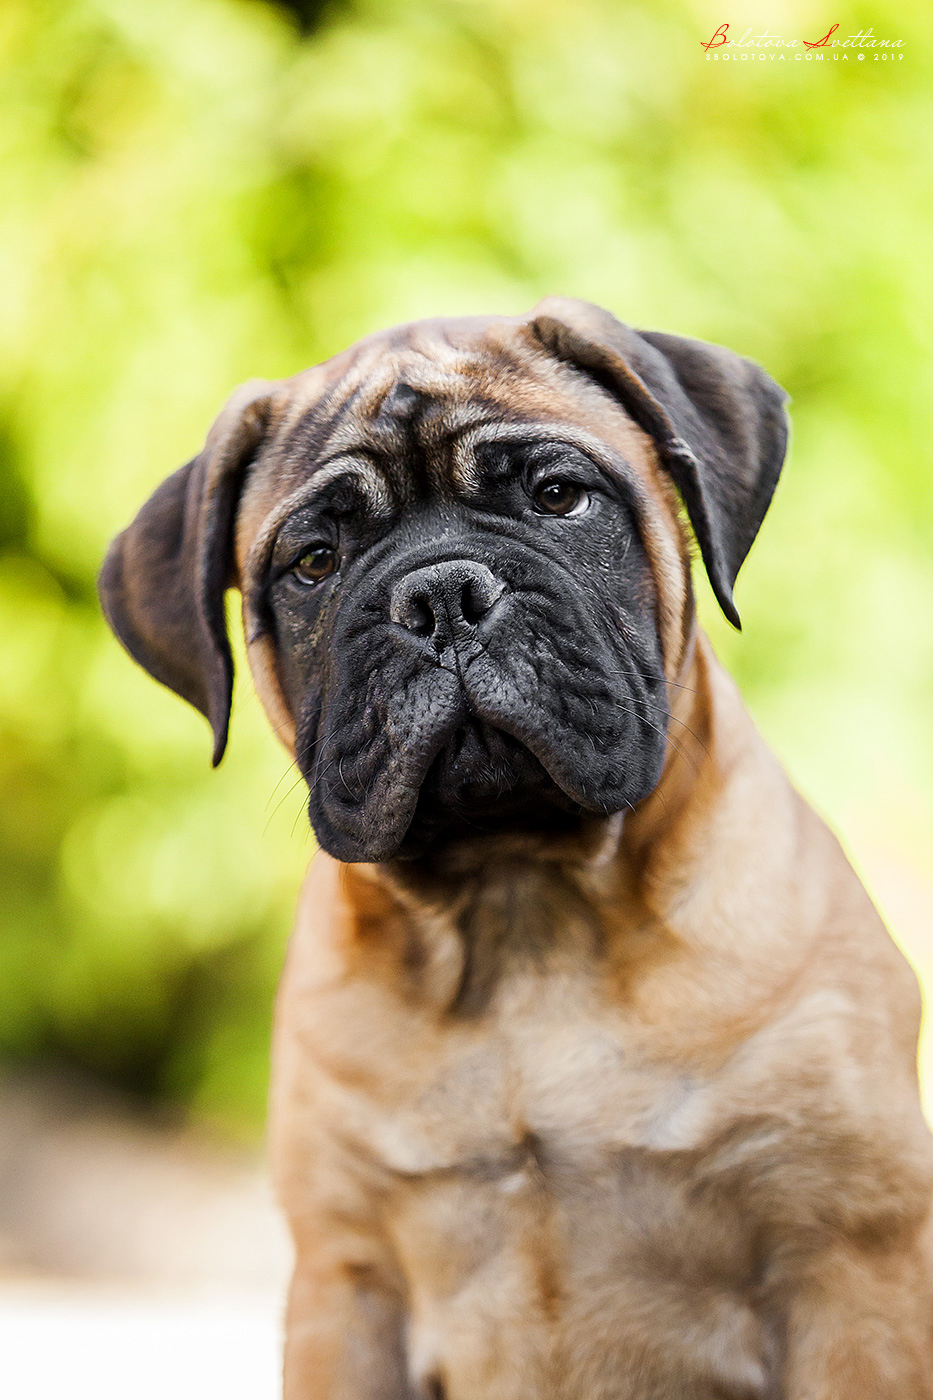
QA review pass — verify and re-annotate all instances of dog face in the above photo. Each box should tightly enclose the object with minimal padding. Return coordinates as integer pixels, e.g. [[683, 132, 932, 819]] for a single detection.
[[99, 299, 788, 863], [258, 407, 668, 861]]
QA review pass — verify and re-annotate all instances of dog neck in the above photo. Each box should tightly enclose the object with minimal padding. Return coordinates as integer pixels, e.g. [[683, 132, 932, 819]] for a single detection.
[[324, 625, 786, 1006]]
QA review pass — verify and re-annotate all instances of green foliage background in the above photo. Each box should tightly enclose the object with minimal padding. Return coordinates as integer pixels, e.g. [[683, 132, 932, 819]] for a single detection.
[[1, 0, 931, 1134]]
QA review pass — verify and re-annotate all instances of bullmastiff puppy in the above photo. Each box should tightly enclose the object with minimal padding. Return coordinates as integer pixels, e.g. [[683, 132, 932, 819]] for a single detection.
[[99, 299, 933, 1398]]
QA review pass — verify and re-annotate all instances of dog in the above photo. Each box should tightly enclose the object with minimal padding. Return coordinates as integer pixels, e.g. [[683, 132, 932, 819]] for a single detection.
[[100, 298, 933, 1398]]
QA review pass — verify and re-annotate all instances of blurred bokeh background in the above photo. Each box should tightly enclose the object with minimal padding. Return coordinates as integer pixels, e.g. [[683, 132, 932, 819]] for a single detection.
[[0, 0, 930, 1240]]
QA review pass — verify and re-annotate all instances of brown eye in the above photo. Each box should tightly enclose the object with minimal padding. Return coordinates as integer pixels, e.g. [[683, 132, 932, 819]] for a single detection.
[[292, 546, 338, 584], [533, 479, 587, 515]]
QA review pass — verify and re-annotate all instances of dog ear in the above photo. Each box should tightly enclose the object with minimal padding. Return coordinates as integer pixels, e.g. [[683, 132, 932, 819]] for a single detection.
[[530, 297, 789, 628], [98, 380, 279, 765]]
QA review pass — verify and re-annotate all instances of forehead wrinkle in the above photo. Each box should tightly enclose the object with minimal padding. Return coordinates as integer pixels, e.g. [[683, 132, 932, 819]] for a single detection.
[[378, 345, 488, 424], [320, 412, 396, 460], [336, 336, 474, 421], [316, 368, 448, 476], [310, 456, 395, 513], [416, 396, 496, 442], [452, 421, 648, 500], [447, 414, 518, 491], [409, 401, 505, 495], [278, 345, 402, 461], [402, 332, 481, 377], [318, 357, 498, 496], [277, 390, 363, 478], [243, 458, 394, 586]]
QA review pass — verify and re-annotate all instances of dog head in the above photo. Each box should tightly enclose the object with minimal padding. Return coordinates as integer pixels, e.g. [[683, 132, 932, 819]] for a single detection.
[[99, 299, 788, 862]]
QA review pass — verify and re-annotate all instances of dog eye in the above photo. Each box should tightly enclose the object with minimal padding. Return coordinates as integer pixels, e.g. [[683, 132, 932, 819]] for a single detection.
[[532, 479, 588, 516], [291, 546, 338, 584]]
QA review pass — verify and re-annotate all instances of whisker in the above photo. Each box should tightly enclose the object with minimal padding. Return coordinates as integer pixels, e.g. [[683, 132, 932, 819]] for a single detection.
[[263, 770, 308, 837], [265, 761, 300, 812], [291, 794, 312, 839]]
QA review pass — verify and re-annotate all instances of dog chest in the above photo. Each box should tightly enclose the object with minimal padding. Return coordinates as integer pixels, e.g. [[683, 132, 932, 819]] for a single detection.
[[299, 969, 775, 1399], [380, 1008, 698, 1175]]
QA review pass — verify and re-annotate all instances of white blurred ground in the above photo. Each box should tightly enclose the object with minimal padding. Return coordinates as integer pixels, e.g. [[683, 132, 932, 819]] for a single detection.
[[0, 1291, 283, 1399], [0, 1074, 292, 1399]]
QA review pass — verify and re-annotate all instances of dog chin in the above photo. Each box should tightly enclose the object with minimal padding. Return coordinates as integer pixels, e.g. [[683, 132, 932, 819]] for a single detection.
[[393, 720, 588, 860], [308, 700, 667, 863]]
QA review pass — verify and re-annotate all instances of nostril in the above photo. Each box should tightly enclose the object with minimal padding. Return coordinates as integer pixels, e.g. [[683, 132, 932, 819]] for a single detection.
[[461, 573, 505, 624], [408, 596, 436, 637], [397, 592, 436, 637], [460, 578, 485, 625]]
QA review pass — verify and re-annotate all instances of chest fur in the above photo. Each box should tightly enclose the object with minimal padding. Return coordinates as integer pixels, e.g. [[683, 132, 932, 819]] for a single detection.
[[294, 941, 776, 1398]]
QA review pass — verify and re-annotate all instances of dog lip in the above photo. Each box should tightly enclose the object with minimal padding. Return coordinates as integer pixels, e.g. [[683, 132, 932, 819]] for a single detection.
[[308, 679, 469, 861], [311, 639, 640, 859], [395, 716, 586, 858], [454, 651, 640, 815]]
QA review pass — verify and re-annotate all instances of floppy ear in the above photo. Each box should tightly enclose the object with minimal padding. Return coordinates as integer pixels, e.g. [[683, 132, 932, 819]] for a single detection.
[[98, 380, 279, 765], [530, 297, 790, 628]]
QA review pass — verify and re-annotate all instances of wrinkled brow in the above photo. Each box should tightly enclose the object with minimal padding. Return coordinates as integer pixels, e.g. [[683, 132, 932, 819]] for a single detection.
[[244, 457, 395, 580], [315, 397, 504, 471], [450, 420, 649, 501]]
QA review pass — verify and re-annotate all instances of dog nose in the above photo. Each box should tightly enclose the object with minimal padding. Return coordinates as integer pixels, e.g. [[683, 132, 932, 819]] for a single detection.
[[390, 560, 505, 639]]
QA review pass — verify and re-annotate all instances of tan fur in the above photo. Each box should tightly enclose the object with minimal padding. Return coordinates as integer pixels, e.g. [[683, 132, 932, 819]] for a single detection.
[[233, 327, 933, 1398]]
